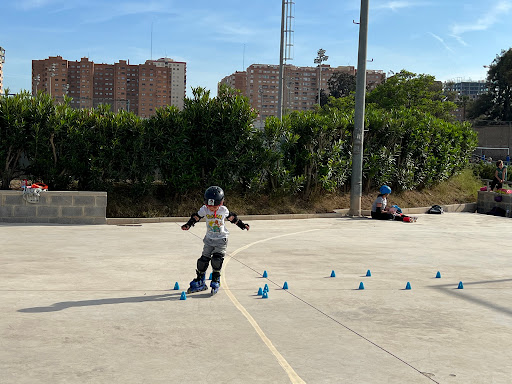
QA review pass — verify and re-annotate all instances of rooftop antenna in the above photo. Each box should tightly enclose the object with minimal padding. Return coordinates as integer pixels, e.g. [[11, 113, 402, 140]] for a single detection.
[[151, 22, 153, 60], [243, 43, 245, 70]]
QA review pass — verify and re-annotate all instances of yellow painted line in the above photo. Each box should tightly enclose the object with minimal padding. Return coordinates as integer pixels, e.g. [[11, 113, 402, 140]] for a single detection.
[[221, 230, 320, 384]]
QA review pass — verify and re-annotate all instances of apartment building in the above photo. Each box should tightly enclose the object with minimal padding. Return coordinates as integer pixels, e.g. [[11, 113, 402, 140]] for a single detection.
[[32, 56, 186, 117], [444, 79, 488, 100], [366, 69, 386, 91], [0, 46, 5, 94], [219, 71, 247, 95], [220, 64, 384, 124]]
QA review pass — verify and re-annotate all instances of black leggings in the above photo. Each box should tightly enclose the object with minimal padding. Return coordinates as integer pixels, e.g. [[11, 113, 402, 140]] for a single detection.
[[490, 177, 502, 191], [371, 211, 405, 221]]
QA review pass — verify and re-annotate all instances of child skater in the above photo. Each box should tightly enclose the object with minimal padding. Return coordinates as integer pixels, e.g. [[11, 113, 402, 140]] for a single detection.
[[371, 185, 417, 222], [181, 186, 250, 295]]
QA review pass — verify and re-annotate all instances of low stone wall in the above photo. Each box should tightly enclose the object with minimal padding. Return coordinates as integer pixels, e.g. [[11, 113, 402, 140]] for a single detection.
[[106, 202, 478, 225], [477, 191, 512, 216], [0, 191, 107, 224]]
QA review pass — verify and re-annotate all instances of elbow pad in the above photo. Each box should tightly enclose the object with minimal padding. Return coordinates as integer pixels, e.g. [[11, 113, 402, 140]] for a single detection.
[[228, 213, 248, 230], [228, 213, 238, 224], [185, 214, 201, 227], [236, 219, 248, 230]]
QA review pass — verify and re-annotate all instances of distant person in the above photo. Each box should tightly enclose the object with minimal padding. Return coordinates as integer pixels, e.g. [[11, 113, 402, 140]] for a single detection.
[[490, 160, 507, 191], [506, 155, 510, 164], [371, 185, 417, 222]]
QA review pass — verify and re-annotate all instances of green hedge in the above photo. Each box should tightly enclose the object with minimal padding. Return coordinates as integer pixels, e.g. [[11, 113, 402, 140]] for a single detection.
[[0, 87, 477, 198]]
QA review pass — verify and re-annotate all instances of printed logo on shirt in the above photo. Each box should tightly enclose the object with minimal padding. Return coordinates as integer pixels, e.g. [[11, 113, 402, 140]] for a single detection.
[[208, 218, 222, 232], [205, 213, 223, 220]]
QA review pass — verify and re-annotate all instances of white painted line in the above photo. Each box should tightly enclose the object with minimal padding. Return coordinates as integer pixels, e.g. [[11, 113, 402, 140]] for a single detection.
[[221, 230, 320, 384]]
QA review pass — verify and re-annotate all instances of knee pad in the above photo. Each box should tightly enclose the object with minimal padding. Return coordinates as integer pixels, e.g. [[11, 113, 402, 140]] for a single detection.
[[211, 253, 224, 272], [197, 255, 211, 273]]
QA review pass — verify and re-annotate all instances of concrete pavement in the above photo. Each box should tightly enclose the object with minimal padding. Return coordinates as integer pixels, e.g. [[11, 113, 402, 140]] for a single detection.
[[1, 212, 511, 383]]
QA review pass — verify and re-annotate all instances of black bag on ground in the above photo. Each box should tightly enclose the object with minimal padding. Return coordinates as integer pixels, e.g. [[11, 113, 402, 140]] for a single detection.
[[486, 207, 506, 217], [427, 205, 444, 214]]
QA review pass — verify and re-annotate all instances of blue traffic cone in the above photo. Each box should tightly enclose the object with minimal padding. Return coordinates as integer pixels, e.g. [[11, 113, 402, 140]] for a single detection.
[[257, 287, 263, 295], [263, 270, 268, 278], [435, 271, 441, 278], [264, 283, 269, 292], [366, 269, 372, 277], [209, 273, 212, 280], [262, 291, 268, 299], [180, 291, 187, 300], [283, 281, 288, 289], [458, 281, 464, 289], [173, 282, 180, 290], [405, 282, 411, 290], [358, 282, 365, 290], [330, 270, 336, 277]]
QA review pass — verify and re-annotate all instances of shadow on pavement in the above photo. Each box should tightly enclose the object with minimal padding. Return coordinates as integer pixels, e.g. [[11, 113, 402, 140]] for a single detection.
[[429, 278, 512, 317], [17, 291, 185, 313]]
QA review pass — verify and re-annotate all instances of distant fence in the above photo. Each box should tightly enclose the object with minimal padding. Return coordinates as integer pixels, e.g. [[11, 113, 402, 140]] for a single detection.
[[473, 123, 512, 161]]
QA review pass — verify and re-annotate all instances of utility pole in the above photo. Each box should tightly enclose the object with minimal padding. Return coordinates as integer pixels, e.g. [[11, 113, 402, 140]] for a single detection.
[[277, 0, 285, 120], [349, 0, 370, 216], [277, 0, 294, 120]]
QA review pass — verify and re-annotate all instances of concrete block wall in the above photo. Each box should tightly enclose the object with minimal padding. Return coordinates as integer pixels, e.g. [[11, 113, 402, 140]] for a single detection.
[[0, 191, 107, 224], [477, 191, 512, 216]]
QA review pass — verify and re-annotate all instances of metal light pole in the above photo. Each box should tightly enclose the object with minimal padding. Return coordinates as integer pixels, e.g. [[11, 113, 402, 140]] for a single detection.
[[349, 0, 370, 216], [314, 48, 328, 105], [277, 0, 286, 119], [33, 75, 40, 95], [258, 85, 263, 127], [61, 84, 69, 103], [48, 63, 57, 98]]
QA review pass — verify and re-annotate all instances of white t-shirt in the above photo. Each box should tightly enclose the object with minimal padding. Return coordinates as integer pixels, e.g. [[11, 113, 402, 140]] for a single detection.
[[197, 205, 230, 239]]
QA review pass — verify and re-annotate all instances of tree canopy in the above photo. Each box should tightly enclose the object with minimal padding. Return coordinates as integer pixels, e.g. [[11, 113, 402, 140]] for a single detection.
[[327, 72, 357, 99], [366, 70, 457, 121], [476, 48, 512, 122]]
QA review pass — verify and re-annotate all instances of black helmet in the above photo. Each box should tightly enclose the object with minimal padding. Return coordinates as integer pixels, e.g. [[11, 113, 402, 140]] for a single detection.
[[204, 186, 224, 206]]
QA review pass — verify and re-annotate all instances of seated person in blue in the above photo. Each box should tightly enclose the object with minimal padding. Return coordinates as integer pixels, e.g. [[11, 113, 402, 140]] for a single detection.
[[371, 185, 417, 222]]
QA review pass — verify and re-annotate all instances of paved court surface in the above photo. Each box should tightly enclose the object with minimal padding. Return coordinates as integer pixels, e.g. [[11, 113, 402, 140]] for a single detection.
[[1, 212, 511, 384]]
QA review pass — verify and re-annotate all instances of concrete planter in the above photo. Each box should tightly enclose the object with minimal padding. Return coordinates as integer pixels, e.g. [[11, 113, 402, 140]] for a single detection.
[[477, 190, 512, 216]]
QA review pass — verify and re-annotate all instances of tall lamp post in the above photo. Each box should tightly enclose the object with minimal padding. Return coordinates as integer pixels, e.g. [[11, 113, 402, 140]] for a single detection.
[[48, 63, 57, 98], [258, 85, 264, 127], [314, 48, 328, 105], [33, 75, 40, 95], [61, 84, 69, 103], [349, 0, 370, 216]]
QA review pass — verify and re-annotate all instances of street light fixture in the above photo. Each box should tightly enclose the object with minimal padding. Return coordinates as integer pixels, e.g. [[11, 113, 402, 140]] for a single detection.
[[33, 75, 40, 95], [258, 85, 264, 127], [48, 63, 57, 97], [314, 48, 328, 105]]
